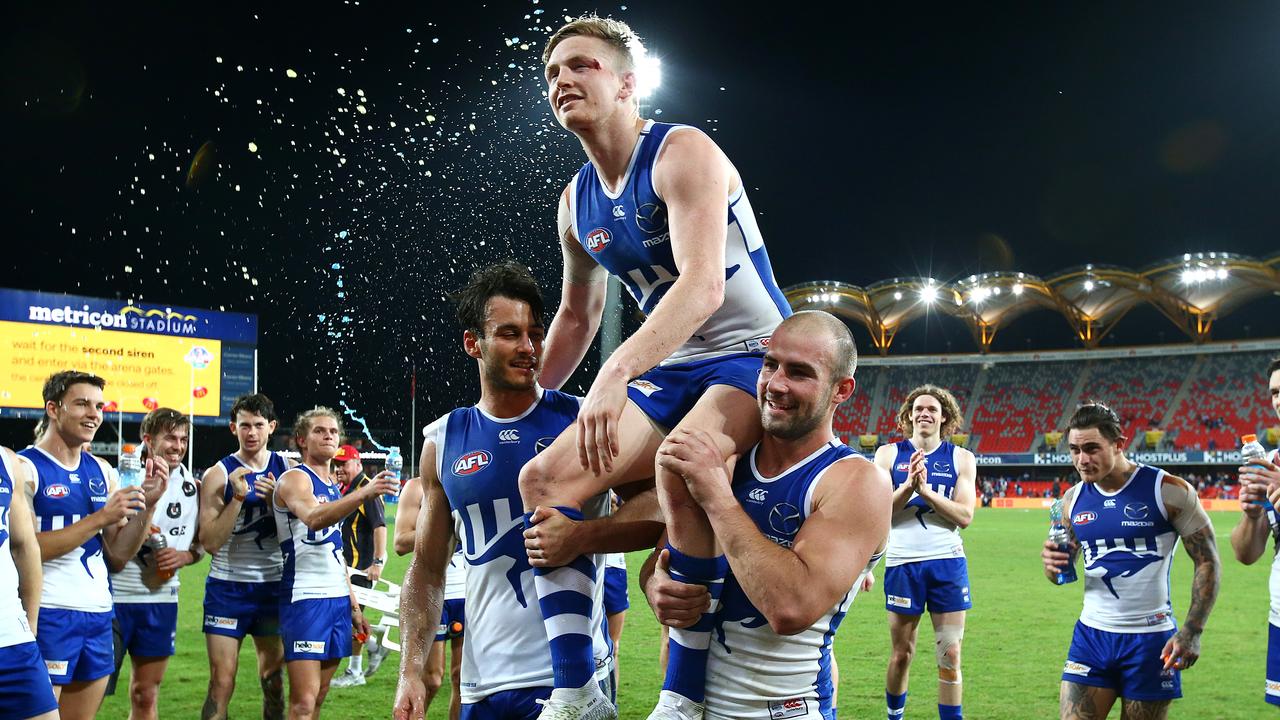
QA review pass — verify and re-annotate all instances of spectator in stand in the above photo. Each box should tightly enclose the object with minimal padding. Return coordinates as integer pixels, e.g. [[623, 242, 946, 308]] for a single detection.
[[1052, 479, 1062, 499]]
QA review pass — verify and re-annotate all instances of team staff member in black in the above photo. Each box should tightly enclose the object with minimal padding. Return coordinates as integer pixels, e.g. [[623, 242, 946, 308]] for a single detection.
[[329, 444, 389, 688]]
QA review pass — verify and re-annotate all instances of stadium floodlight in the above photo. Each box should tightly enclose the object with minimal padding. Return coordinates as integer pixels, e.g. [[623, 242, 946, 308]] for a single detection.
[[1083, 280, 1095, 292], [1012, 283, 1024, 296], [921, 285, 938, 303], [893, 291, 903, 301], [635, 54, 662, 99], [1216, 267, 1228, 280]]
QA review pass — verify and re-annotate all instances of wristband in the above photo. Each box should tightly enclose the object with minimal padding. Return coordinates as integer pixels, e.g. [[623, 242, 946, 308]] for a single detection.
[[232, 492, 247, 503], [372, 558, 385, 566]]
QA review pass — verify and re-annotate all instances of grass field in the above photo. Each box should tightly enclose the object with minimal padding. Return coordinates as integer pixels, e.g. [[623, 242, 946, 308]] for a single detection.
[[101, 507, 1271, 719]]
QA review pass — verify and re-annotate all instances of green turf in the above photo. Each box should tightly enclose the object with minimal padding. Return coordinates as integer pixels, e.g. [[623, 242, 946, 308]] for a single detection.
[[101, 508, 1270, 719]]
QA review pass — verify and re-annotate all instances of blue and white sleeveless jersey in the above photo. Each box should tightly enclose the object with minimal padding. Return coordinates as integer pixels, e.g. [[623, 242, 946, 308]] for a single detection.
[[423, 387, 611, 702], [208, 452, 287, 583], [273, 465, 349, 603], [570, 119, 790, 364], [19, 446, 113, 612], [0, 452, 36, 648], [706, 440, 871, 718], [1067, 465, 1179, 633], [444, 547, 467, 601], [886, 440, 965, 566], [112, 463, 200, 603]]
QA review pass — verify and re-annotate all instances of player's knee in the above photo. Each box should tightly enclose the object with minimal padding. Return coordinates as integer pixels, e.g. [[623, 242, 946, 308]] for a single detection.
[[517, 453, 550, 503], [935, 625, 964, 678], [889, 644, 915, 668], [207, 671, 235, 699], [130, 681, 159, 712]]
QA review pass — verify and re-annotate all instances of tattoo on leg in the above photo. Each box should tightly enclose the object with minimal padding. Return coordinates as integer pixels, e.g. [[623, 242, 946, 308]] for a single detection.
[[261, 669, 284, 720], [1120, 699, 1170, 720], [1061, 682, 1106, 720], [201, 694, 223, 720]]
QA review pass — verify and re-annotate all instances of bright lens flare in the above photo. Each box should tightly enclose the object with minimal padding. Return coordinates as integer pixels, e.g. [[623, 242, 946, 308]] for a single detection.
[[635, 55, 662, 99]]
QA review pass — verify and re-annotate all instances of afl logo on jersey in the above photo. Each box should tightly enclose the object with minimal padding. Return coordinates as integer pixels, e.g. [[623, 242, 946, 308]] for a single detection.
[[585, 228, 611, 253], [895, 462, 910, 473], [635, 202, 668, 234], [453, 451, 491, 476], [1072, 511, 1097, 526], [44, 484, 71, 499]]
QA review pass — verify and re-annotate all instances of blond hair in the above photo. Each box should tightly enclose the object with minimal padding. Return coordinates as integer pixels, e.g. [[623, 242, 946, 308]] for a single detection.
[[896, 384, 964, 438], [543, 15, 645, 73], [293, 406, 344, 442]]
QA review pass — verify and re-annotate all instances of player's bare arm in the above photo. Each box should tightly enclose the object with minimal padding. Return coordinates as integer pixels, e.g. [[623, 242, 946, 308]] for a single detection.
[[394, 440, 455, 720], [394, 476, 423, 556], [1231, 455, 1280, 564], [915, 447, 976, 529], [575, 130, 733, 475], [1160, 474, 1219, 671], [877, 444, 918, 512], [275, 468, 396, 531], [197, 464, 245, 553], [539, 184, 609, 390], [5, 450, 43, 634], [102, 454, 169, 572], [524, 485, 664, 567], [659, 427, 892, 634]]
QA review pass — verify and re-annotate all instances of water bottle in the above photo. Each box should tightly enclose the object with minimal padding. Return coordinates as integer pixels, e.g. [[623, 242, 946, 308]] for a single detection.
[[385, 447, 403, 495], [1048, 498, 1078, 585], [119, 444, 143, 488], [1242, 434, 1276, 514], [146, 524, 174, 582]]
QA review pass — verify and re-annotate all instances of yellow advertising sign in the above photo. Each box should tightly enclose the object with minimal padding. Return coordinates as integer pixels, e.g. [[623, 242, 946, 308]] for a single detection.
[[0, 321, 222, 415]]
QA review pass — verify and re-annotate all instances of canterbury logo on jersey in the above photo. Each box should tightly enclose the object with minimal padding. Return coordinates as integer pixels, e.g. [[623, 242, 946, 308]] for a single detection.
[[453, 451, 491, 476], [747, 488, 767, 503], [498, 429, 520, 443]]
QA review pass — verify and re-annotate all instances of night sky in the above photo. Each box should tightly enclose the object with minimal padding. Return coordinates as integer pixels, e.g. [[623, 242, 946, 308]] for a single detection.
[[3, 1, 1278, 454]]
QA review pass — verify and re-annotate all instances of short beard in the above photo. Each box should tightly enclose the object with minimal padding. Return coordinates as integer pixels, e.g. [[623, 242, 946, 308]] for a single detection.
[[482, 357, 538, 392], [759, 387, 833, 441]]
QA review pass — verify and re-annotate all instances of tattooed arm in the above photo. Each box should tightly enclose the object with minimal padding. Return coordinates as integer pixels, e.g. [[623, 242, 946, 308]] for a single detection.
[[1160, 474, 1219, 670]]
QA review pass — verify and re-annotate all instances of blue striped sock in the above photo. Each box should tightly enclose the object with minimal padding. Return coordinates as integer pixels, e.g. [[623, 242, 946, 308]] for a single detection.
[[527, 507, 597, 689], [886, 691, 907, 720], [938, 704, 962, 720], [662, 544, 727, 703]]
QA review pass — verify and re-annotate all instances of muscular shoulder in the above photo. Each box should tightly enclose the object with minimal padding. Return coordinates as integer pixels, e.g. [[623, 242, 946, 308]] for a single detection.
[[652, 127, 731, 195], [873, 443, 898, 469], [820, 455, 891, 502]]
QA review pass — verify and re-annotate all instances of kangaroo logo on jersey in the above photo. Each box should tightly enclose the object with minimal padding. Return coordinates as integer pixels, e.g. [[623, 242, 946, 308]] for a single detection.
[[88, 474, 108, 496], [44, 484, 70, 499], [453, 451, 491, 476], [635, 202, 668, 234], [1072, 511, 1097, 526], [1124, 503, 1149, 520], [1088, 549, 1164, 599], [585, 228, 612, 253], [932, 461, 952, 474], [768, 502, 801, 535]]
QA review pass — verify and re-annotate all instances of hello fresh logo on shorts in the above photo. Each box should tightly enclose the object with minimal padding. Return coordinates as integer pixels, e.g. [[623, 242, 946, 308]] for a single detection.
[[293, 641, 326, 654]]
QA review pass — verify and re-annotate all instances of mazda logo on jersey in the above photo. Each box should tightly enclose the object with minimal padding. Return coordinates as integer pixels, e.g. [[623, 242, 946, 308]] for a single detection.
[[635, 202, 668, 234], [1072, 511, 1097, 526], [585, 228, 611, 253], [768, 502, 802, 535], [453, 450, 492, 476], [44, 484, 70, 498], [535, 437, 556, 454], [1124, 503, 1149, 520]]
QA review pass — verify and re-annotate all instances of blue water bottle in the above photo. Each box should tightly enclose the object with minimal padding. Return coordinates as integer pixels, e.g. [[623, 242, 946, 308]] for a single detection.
[[385, 447, 403, 497], [119, 444, 143, 488], [1048, 498, 1078, 585]]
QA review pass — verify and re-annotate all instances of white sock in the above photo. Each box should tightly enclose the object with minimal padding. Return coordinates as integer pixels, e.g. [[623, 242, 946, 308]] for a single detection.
[[349, 655, 364, 674]]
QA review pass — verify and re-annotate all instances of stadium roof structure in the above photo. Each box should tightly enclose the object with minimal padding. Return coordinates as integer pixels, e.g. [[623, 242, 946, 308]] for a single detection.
[[786, 251, 1280, 354]]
